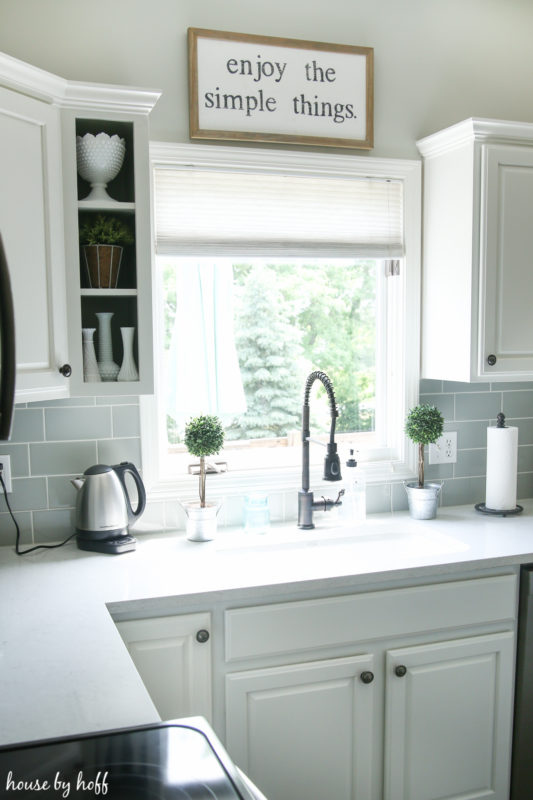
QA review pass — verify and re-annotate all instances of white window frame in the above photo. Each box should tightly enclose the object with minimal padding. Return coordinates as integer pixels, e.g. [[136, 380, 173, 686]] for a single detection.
[[141, 141, 421, 500]]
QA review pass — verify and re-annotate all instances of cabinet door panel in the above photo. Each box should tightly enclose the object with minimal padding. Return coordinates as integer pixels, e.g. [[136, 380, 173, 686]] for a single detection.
[[481, 145, 533, 378], [116, 613, 212, 723], [226, 654, 375, 800], [0, 87, 68, 400], [384, 632, 514, 800]]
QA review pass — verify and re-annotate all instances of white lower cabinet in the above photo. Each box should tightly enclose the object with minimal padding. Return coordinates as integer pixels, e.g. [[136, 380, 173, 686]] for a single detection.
[[384, 632, 515, 800], [113, 575, 517, 800], [115, 612, 212, 723], [224, 575, 517, 800], [226, 654, 375, 800]]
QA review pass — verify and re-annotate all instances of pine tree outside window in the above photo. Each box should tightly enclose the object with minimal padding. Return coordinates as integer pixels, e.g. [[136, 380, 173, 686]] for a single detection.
[[140, 143, 421, 495]]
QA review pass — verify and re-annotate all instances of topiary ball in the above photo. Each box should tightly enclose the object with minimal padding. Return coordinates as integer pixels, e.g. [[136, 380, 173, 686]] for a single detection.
[[184, 415, 225, 458], [405, 404, 444, 445]]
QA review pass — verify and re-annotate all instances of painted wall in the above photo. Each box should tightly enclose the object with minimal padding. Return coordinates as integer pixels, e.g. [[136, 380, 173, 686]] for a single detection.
[[1, 0, 533, 158]]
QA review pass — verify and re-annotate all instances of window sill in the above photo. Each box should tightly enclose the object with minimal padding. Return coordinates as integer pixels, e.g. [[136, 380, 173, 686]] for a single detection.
[[143, 458, 417, 504]]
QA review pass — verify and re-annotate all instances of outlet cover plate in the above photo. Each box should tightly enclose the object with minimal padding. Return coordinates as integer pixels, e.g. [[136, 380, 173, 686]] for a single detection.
[[428, 432, 457, 465], [0, 455, 12, 493]]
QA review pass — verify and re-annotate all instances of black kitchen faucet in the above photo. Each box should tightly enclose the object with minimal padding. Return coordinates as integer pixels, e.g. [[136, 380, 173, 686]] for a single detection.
[[298, 370, 343, 529]]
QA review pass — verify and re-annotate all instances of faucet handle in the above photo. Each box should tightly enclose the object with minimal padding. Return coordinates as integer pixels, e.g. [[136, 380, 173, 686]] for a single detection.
[[306, 436, 326, 448]]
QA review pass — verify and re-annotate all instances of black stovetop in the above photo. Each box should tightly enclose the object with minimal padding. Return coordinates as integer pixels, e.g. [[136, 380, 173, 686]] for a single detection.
[[0, 719, 258, 799]]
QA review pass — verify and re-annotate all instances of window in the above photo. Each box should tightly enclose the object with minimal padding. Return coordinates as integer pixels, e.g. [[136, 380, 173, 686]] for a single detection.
[[141, 143, 421, 497]]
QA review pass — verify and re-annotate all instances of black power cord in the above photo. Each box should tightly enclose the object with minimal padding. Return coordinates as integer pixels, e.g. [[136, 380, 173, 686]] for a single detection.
[[0, 466, 77, 555]]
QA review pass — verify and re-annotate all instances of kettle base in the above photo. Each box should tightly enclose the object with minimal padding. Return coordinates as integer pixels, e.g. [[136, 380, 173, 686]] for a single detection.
[[76, 534, 136, 554]]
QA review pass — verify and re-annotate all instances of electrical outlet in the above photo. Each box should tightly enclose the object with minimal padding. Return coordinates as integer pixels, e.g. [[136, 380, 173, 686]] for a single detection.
[[0, 454, 12, 493], [428, 432, 457, 465]]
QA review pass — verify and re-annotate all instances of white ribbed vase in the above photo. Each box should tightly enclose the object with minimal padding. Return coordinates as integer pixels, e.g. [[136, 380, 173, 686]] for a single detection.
[[95, 312, 119, 381], [82, 327, 101, 383], [117, 326, 139, 382]]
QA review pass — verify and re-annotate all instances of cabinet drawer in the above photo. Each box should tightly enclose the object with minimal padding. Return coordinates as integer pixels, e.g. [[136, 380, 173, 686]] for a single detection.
[[225, 575, 517, 662]]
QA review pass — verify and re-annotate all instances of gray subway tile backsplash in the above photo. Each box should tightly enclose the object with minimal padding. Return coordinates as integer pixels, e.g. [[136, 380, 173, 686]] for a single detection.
[[503, 390, 533, 419], [0, 396, 141, 547], [30, 440, 99, 477], [96, 436, 142, 467], [420, 379, 533, 511], [442, 380, 487, 393], [454, 391, 503, 421], [419, 392, 455, 420], [443, 420, 487, 450], [0, 511, 32, 547], [112, 404, 141, 438], [9, 408, 45, 443], [44, 405, 112, 441], [1, 380, 533, 546]]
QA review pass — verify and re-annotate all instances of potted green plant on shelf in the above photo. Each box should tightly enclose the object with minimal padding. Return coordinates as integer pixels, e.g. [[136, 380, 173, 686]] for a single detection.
[[404, 403, 444, 519], [79, 214, 134, 289], [182, 414, 225, 541]]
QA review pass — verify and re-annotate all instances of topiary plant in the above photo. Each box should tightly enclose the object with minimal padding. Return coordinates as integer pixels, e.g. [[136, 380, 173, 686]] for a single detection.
[[184, 415, 225, 507], [79, 214, 134, 246], [405, 404, 444, 488]]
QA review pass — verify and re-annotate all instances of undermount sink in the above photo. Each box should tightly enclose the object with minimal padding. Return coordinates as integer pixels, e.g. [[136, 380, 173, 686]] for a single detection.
[[215, 524, 469, 560]]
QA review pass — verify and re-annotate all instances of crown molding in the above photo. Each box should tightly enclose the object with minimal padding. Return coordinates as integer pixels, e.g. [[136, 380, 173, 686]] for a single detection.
[[0, 50, 160, 114], [417, 117, 533, 158]]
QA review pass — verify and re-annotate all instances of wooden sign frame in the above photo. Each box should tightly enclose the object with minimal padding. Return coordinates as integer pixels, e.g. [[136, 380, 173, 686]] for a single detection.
[[188, 28, 374, 150]]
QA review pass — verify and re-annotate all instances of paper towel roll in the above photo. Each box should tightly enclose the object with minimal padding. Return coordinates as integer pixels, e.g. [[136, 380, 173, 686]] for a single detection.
[[485, 425, 518, 510]]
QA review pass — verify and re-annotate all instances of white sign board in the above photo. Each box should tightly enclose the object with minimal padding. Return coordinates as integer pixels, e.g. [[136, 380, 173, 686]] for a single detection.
[[188, 29, 373, 150]]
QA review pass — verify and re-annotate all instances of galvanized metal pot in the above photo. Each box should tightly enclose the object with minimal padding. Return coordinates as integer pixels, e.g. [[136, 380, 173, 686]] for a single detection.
[[404, 481, 442, 520]]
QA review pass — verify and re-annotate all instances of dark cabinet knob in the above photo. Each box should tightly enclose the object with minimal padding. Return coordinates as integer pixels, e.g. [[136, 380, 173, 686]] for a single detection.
[[395, 665, 407, 677], [360, 671, 374, 684], [196, 629, 210, 644], [487, 354, 497, 366], [59, 364, 72, 377]]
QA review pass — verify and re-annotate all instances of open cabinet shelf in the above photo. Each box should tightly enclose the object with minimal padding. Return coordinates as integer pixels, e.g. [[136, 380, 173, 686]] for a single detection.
[[61, 88, 159, 395]]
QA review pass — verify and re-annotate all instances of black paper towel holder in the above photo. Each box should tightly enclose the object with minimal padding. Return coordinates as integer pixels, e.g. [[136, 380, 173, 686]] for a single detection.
[[475, 412, 523, 516], [475, 502, 523, 516]]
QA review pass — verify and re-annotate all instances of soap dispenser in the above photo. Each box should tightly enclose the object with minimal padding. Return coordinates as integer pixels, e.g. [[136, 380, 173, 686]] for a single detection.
[[342, 449, 366, 524]]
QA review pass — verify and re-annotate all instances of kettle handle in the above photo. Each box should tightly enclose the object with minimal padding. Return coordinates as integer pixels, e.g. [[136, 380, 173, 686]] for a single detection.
[[112, 462, 147, 524]]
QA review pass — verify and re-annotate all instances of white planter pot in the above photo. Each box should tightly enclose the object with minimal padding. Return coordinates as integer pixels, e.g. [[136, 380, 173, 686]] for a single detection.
[[182, 500, 221, 542], [404, 481, 442, 520]]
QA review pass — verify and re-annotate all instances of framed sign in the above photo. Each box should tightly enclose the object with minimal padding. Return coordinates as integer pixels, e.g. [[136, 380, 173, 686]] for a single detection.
[[188, 28, 373, 150]]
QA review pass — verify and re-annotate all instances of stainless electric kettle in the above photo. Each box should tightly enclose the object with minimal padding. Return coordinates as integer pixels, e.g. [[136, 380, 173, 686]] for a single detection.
[[71, 462, 146, 554]]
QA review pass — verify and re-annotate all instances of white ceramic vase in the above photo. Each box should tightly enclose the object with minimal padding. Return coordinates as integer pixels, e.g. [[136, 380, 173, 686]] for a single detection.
[[117, 326, 139, 381], [76, 133, 126, 202], [81, 327, 101, 382], [95, 311, 120, 381], [182, 500, 221, 542]]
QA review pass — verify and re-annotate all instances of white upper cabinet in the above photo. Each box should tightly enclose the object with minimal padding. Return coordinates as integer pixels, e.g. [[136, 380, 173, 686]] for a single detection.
[[0, 57, 70, 402], [0, 50, 159, 401], [417, 118, 533, 382]]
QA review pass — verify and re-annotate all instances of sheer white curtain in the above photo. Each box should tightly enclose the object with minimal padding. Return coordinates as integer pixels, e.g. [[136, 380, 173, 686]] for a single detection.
[[166, 259, 246, 426]]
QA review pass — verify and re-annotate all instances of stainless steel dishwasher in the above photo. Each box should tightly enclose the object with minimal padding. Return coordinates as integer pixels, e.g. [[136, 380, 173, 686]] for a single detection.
[[511, 564, 533, 799]]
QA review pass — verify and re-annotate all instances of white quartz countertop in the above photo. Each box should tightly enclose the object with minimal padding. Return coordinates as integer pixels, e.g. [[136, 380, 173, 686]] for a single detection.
[[2, 500, 533, 748]]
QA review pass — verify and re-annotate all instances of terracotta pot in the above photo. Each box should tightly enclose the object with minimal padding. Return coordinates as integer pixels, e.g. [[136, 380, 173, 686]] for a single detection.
[[82, 244, 123, 288]]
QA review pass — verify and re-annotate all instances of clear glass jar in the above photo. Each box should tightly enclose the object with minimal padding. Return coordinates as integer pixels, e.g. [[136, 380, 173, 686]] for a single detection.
[[243, 494, 270, 534]]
